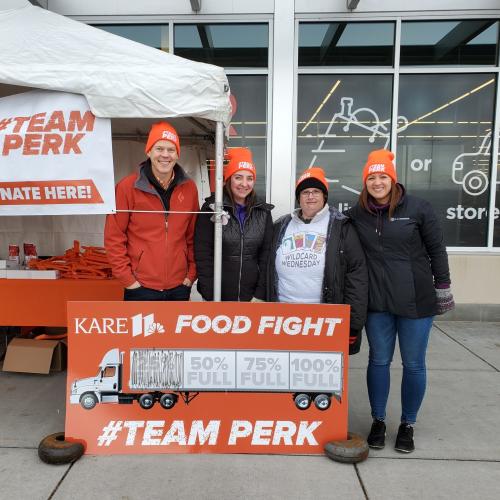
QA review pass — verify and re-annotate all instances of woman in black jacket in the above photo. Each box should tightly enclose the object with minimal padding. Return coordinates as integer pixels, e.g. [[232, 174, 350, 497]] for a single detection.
[[267, 167, 368, 354], [194, 147, 273, 301], [348, 149, 455, 454]]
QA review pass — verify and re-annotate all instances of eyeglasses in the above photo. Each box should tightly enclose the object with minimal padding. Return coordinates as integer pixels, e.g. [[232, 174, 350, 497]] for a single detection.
[[300, 189, 323, 198]]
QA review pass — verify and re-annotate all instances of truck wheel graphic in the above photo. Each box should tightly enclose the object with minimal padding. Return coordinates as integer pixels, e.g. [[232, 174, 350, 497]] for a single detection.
[[294, 393, 311, 410], [462, 170, 489, 196], [324, 432, 369, 464], [314, 394, 331, 411], [159, 393, 177, 409], [139, 393, 155, 409], [80, 392, 98, 410], [38, 432, 85, 465]]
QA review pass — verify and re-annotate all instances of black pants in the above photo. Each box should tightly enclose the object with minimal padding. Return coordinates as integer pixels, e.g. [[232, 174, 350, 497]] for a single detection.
[[124, 284, 191, 301]]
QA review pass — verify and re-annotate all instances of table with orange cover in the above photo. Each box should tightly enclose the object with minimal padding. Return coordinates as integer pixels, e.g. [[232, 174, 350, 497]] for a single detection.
[[0, 279, 123, 327]]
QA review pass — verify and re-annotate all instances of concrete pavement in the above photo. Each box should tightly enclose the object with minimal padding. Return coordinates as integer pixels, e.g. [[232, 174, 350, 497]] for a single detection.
[[1, 321, 499, 500]]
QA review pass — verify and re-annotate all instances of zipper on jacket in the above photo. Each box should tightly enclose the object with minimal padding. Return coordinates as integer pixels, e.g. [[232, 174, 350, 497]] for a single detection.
[[337, 226, 346, 302], [321, 209, 339, 303], [238, 233, 244, 301], [145, 188, 170, 288], [376, 209, 387, 310], [236, 205, 256, 301], [164, 215, 169, 286], [237, 214, 248, 301]]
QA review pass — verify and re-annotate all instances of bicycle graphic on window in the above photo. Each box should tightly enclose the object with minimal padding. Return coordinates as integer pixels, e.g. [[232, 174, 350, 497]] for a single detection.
[[307, 97, 408, 194], [307, 96, 498, 198]]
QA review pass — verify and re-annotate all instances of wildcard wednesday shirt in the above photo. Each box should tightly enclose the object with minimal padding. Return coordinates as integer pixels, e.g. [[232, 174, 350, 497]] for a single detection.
[[275, 204, 329, 303]]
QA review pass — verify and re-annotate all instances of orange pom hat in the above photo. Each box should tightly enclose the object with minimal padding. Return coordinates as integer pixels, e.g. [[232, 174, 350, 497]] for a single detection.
[[145, 122, 180, 156], [295, 167, 329, 200], [362, 149, 397, 184], [223, 147, 257, 181]]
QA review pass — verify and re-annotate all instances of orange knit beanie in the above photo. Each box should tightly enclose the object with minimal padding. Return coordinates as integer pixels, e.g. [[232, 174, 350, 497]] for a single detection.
[[295, 167, 329, 200], [362, 149, 397, 184], [224, 147, 257, 181], [145, 122, 180, 156]]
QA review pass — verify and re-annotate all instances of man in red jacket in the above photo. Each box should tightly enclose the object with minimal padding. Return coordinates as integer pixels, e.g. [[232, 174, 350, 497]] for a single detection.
[[105, 121, 199, 301]]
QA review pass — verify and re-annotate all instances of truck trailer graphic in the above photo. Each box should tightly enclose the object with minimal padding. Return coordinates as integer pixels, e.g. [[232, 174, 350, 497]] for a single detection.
[[70, 348, 344, 412]]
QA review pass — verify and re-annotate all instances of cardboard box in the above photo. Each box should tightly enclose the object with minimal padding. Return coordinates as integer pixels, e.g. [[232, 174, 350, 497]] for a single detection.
[[2, 337, 67, 374]]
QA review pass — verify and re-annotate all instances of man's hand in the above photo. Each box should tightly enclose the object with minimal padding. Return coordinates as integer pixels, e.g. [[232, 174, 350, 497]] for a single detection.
[[126, 281, 141, 290], [182, 278, 192, 287]]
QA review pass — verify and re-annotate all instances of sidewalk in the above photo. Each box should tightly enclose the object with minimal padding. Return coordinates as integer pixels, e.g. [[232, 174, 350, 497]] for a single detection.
[[1, 321, 499, 500]]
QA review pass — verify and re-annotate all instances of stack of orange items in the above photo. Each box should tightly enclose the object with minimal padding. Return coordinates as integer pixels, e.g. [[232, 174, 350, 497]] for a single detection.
[[29, 240, 112, 279]]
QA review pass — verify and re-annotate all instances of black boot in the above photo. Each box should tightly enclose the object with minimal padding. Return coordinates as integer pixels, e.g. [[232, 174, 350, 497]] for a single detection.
[[395, 423, 415, 453], [367, 419, 386, 449]]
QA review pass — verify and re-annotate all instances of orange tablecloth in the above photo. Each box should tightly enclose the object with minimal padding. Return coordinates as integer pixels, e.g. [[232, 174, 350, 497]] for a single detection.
[[0, 279, 123, 327]]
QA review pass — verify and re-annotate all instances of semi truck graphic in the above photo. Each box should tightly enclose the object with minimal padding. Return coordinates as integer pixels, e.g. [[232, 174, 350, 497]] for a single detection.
[[70, 348, 343, 412]]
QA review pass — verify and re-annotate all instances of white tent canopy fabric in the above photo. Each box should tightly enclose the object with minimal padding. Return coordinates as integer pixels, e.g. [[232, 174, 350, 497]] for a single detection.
[[0, 0, 231, 126], [0, 0, 229, 299]]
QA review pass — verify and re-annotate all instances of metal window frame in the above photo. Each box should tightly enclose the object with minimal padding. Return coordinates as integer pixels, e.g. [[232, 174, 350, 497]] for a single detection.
[[81, 16, 273, 204], [171, 19, 273, 202], [295, 16, 500, 252]]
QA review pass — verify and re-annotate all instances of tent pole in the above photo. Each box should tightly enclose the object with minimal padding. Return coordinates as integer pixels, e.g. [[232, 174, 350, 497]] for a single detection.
[[213, 121, 224, 301]]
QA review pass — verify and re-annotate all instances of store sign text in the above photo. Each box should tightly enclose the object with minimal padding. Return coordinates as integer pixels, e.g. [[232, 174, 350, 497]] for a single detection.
[[446, 205, 499, 220]]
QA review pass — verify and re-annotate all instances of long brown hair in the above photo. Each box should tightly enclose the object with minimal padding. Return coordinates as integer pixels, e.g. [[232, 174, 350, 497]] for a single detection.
[[223, 182, 256, 211], [359, 182, 402, 219]]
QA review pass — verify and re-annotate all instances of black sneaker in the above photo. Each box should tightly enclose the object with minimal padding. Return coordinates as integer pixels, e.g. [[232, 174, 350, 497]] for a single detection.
[[367, 419, 386, 449], [395, 423, 415, 453]]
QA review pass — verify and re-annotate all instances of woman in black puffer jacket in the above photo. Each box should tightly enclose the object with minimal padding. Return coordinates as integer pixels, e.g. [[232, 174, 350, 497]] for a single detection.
[[347, 149, 454, 454], [194, 147, 273, 301]]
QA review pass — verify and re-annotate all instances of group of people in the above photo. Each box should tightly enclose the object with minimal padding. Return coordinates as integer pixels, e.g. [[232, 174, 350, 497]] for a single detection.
[[105, 121, 455, 455]]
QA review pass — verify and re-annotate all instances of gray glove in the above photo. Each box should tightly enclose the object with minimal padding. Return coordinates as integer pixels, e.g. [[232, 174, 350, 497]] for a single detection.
[[435, 287, 455, 315]]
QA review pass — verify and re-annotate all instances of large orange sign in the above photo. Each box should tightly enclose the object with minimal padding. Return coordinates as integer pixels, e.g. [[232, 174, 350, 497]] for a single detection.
[[65, 301, 350, 455]]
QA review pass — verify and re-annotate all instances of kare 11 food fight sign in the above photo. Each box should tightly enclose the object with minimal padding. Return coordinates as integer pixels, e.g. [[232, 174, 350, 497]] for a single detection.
[[0, 90, 114, 215], [65, 301, 350, 455]]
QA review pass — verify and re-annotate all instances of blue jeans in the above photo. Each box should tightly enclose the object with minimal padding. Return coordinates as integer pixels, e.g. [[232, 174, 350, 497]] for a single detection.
[[124, 285, 191, 301], [365, 312, 434, 425]]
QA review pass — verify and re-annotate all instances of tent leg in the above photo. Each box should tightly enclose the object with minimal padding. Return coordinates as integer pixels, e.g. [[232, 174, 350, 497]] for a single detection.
[[213, 121, 224, 302]]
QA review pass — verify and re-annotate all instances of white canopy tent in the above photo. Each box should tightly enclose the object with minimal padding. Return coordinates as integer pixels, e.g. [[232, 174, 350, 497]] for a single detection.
[[0, 0, 231, 299]]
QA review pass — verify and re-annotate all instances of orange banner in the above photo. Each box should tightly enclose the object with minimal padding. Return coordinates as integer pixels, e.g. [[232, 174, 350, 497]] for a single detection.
[[65, 301, 350, 455], [0, 179, 103, 205]]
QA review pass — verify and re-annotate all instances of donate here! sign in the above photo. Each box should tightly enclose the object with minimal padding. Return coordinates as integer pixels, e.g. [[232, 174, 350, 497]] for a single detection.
[[65, 301, 350, 455], [0, 90, 114, 215]]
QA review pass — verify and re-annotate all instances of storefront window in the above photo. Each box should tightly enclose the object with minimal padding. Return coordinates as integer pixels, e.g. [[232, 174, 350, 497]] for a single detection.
[[174, 23, 268, 67], [94, 24, 169, 51], [296, 74, 393, 210], [226, 75, 267, 197], [299, 22, 394, 66], [494, 154, 500, 246], [397, 74, 496, 247], [401, 20, 499, 66]]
